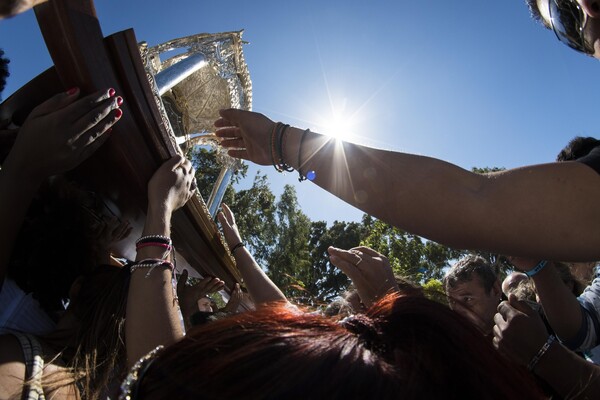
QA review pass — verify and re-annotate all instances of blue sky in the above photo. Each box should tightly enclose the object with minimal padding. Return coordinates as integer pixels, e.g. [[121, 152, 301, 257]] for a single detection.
[[1, 0, 599, 225]]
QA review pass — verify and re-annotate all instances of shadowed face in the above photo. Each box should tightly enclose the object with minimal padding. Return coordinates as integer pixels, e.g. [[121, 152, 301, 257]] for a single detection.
[[447, 275, 501, 335], [502, 272, 529, 296], [197, 297, 213, 312]]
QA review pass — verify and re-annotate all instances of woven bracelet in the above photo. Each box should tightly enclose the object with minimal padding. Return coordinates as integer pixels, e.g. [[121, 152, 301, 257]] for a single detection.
[[527, 335, 556, 371], [135, 242, 172, 251], [278, 124, 294, 172], [270, 123, 283, 172], [525, 260, 548, 277]]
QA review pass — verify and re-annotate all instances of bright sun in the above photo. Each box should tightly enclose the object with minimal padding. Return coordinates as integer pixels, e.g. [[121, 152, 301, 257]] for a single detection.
[[319, 112, 355, 141]]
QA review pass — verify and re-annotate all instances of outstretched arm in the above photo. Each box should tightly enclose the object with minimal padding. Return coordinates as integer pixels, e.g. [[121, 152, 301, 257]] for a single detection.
[[215, 109, 600, 261], [125, 155, 195, 366], [0, 87, 122, 283], [218, 203, 287, 305], [511, 258, 587, 347]]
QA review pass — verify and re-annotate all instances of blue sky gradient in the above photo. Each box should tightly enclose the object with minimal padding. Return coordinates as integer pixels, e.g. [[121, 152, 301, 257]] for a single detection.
[[1, 0, 598, 224]]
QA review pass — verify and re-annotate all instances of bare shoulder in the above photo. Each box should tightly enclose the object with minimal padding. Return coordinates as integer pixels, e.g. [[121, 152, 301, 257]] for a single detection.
[[0, 334, 79, 400], [0, 334, 26, 400]]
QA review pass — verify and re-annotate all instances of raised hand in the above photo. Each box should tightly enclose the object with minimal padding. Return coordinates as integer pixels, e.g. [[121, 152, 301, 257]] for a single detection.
[[493, 294, 550, 367], [176, 270, 225, 329], [6, 87, 122, 182], [214, 109, 275, 165], [217, 203, 243, 248], [147, 155, 195, 213], [328, 246, 399, 308], [222, 282, 244, 314]]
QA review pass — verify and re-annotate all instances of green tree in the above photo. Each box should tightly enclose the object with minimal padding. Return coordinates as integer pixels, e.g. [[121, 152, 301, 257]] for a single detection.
[[306, 220, 366, 302], [267, 185, 312, 303], [227, 172, 277, 265]]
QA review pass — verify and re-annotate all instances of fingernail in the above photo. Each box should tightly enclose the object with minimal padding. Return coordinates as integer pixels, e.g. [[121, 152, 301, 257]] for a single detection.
[[115, 109, 123, 119], [66, 87, 79, 96], [108, 88, 116, 97], [116, 96, 124, 107]]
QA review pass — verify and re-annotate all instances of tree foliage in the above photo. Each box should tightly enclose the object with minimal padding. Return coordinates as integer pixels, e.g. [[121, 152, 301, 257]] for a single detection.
[[187, 148, 508, 304]]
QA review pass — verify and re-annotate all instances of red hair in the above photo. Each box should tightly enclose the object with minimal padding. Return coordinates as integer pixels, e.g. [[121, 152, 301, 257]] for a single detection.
[[136, 295, 545, 399]]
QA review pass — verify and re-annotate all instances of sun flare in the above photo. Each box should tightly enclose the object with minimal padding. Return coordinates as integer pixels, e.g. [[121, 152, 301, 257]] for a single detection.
[[318, 111, 355, 142]]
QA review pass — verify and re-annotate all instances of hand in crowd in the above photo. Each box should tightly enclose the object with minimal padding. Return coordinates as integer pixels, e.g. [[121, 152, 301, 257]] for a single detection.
[[214, 109, 275, 166], [147, 155, 195, 212], [5, 87, 122, 182], [328, 246, 399, 308], [222, 283, 244, 314], [493, 293, 550, 367], [176, 270, 225, 327], [217, 203, 243, 248]]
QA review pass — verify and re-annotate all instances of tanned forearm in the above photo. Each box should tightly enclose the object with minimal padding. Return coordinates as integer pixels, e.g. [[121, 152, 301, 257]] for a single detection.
[[283, 127, 600, 261]]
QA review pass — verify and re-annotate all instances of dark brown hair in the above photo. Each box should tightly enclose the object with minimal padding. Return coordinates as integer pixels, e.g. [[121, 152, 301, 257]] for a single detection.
[[43, 264, 130, 400]]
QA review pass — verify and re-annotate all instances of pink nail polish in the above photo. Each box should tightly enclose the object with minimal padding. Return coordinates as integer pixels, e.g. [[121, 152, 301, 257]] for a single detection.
[[116, 96, 124, 107], [108, 88, 116, 97], [115, 109, 123, 119], [66, 87, 79, 96]]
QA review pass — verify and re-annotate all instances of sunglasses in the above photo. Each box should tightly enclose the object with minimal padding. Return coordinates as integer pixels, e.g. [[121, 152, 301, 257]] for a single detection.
[[548, 0, 594, 55]]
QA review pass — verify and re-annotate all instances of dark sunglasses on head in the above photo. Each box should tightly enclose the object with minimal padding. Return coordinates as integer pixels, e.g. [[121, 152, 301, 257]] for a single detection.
[[548, 0, 594, 55]]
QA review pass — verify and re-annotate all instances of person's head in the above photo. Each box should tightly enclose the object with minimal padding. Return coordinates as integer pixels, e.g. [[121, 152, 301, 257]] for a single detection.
[[127, 295, 543, 400], [502, 272, 537, 302], [502, 271, 529, 295], [394, 275, 424, 297], [8, 176, 120, 320], [552, 261, 587, 296], [526, 0, 600, 58], [0, 49, 9, 99], [0, 0, 48, 19], [567, 261, 598, 284], [444, 255, 502, 335], [45, 264, 130, 400], [556, 136, 600, 161], [323, 296, 354, 317], [197, 297, 213, 312]]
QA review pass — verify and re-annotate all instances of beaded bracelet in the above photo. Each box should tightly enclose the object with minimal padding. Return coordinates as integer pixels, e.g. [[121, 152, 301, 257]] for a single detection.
[[136, 235, 172, 246], [130, 259, 174, 278], [527, 335, 556, 371], [525, 260, 548, 277]]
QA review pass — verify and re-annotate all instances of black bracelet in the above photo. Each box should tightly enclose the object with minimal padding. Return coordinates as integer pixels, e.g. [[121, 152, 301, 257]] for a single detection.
[[298, 129, 310, 181], [278, 124, 294, 172], [231, 242, 245, 254]]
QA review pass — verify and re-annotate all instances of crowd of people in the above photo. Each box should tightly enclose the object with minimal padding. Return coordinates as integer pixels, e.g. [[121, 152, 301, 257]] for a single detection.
[[1, 0, 600, 398]]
